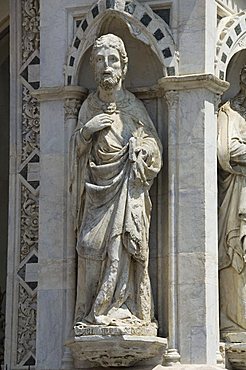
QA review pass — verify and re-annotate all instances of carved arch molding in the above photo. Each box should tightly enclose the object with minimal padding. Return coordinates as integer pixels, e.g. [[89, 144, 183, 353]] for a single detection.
[[64, 0, 179, 85], [216, 11, 246, 80]]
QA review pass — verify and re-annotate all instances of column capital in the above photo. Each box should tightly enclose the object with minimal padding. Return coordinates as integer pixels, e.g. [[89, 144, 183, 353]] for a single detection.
[[165, 90, 179, 109], [159, 74, 229, 95], [64, 98, 81, 120]]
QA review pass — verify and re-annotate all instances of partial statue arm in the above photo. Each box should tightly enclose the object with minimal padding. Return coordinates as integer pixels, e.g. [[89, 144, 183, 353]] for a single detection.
[[129, 127, 162, 186], [128, 100, 162, 186], [81, 113, 113, 141], [218, 102, 246, 174]]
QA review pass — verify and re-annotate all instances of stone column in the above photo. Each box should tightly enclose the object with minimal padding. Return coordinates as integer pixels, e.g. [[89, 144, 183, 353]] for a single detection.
[[163, 90, 181, 367], [159, 74, 229, 366], [61, 97, 82, 369]]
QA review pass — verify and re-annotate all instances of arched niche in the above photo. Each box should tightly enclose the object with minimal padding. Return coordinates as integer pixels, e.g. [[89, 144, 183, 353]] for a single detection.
[[221, 48, 246, 103], [66, 0, 173, 338], [64, 0, 178, 86], [78, 16, 164, 91], [215, 11, 246, 81]]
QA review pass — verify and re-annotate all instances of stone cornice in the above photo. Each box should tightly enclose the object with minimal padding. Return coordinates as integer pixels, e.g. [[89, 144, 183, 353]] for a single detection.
[[31, 85, 88, 102], [159, 74, 230, 95], [31, 75, 229, 103], [32, 85, 165, 101]]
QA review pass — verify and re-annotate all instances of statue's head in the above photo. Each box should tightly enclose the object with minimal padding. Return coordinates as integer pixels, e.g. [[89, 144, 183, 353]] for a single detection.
[[90, 34, 128, 90], [240, 64, 246, 89]]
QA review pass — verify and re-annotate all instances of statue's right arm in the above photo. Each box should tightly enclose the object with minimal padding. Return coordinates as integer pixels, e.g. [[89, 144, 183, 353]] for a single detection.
[[74, 113, 113, 157], [73, 122, 92, 158], [80, 114, 113, 141]]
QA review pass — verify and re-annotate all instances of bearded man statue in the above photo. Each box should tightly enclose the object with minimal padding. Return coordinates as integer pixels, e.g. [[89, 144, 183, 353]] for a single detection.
[[70, 34, 162, 333]]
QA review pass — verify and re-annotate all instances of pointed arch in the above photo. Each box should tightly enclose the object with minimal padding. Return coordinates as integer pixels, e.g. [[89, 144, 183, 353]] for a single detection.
[[215, 11, 246, 80], [64, 0, 178, 86]]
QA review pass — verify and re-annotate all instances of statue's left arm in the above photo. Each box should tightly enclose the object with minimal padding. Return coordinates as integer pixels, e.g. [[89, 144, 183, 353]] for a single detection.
[[129, 99, 162, 185]]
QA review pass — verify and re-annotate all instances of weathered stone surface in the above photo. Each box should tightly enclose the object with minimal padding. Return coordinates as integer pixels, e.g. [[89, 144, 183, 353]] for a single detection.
[[70, 34, 162, 331], [74, 323, 157, 337], [67, 335, 167, 367], [222, 332, 246, 343], [225, 342, 246, 370], [218, 65, 246, 334]]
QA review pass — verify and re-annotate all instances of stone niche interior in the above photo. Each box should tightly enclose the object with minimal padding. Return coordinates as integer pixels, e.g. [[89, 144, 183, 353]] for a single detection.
[[77, 15, 169, 338]]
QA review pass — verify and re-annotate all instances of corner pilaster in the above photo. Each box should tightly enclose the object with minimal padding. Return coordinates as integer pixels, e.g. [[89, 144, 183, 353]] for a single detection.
[[159, 74, 229, 366]]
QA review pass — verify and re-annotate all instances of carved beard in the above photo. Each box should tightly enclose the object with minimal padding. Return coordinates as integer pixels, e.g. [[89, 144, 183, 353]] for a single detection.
[[96, 69, 122, 90]]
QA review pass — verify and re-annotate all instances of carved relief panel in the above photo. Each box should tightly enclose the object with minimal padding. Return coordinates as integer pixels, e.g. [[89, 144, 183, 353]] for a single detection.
[[5, 0, 40, 368]]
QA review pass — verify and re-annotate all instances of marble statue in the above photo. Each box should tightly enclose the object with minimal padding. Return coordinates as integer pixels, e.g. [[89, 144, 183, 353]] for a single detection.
[[218, 64, 246, 332], [70, 34, 162, 333]]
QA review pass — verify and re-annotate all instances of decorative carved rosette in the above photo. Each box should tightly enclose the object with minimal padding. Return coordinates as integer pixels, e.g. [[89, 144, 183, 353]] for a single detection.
[[22, 86, 40, 161], [20, 185, 39, 262]]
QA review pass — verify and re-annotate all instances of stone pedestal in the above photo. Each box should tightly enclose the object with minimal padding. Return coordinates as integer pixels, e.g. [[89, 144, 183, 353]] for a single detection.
[[73, 324, 157, 337], [221, 332, 246, 343], [224, 343, 246, 370], [220, 334, 246, 369], [67, 336, 167, 368]]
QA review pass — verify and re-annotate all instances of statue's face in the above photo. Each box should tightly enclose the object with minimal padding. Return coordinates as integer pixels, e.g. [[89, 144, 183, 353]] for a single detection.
[[94, 46, 123, 90]]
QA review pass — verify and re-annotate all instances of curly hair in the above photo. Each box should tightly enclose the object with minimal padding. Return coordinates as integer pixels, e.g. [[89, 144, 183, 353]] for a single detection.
[[90, 34, 128, 79]]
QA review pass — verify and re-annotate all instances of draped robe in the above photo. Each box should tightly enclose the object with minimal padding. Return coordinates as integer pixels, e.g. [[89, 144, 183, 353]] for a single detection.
[[70, 90, 162, 326], [218, 99, 246, 331]]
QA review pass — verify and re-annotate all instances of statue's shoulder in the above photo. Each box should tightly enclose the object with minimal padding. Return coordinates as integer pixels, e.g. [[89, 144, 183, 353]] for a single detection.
[[81, 91, 95, 109], [218, 101, 238, 123], [125, 89, 142, 105], [219, 101, 231, 114], [123, 89, 147, 115], [79, 91, 100, 119]]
